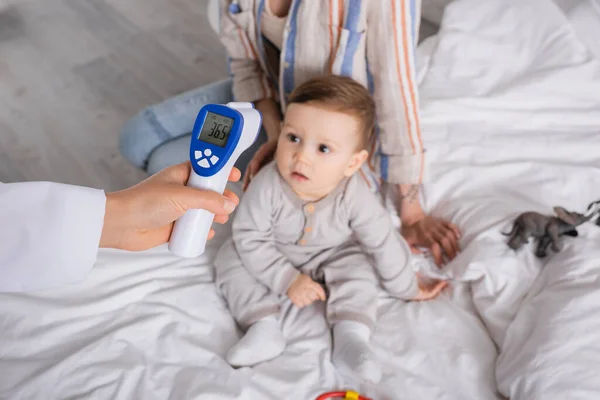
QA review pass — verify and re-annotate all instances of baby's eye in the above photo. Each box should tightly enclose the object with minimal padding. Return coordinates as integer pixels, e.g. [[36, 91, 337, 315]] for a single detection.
[[287, 134, 300, 143], [319, 144, 330, 154]]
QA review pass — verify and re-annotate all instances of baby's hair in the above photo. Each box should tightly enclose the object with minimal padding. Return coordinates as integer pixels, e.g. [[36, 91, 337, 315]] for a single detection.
[[287, 75, 376, 150]]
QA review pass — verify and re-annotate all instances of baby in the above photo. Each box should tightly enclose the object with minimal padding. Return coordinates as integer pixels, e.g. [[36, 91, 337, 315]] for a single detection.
[[214, 75, 446, 383]]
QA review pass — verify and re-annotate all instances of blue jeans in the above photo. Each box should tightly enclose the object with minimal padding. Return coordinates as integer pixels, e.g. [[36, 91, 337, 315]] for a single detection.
[[119, 78, 267, 176]]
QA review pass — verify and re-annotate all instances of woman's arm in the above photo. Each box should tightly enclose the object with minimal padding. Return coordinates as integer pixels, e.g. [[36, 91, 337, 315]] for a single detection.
[[219, 0, 277, 104], [366, 0, 461, 264], [254, 98, 282, 142], [220, 1, 282, 188], [364, 0, 427, 223], [396, 183, 425, 224], [365, 0, 425, 188]]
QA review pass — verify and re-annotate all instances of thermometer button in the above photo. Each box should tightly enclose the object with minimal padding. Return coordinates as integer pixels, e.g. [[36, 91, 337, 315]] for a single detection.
[[194, 150, 203, 160], [198, 159, 210, 168], [204, 149, 212, 157], [210, 155, 219, 165]]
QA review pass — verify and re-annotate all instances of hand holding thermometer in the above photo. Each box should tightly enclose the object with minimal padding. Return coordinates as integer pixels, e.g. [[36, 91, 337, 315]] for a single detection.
[[168, 102, 261, 258]]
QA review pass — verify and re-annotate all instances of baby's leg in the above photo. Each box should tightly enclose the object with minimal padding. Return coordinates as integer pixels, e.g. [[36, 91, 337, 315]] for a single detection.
[[214, 239, 285, 366], [322, 244, 381, 383]]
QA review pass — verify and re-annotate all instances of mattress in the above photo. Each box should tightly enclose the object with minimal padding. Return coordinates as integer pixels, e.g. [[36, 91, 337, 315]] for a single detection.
[[2, 0, 600, 399]]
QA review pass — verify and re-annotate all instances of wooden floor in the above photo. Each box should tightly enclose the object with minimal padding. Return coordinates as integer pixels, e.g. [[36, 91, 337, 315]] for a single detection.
[[0, 0, 228, 191]]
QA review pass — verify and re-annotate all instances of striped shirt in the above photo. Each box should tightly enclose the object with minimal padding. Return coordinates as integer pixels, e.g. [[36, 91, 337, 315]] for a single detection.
[[219, 0, 425, 184]]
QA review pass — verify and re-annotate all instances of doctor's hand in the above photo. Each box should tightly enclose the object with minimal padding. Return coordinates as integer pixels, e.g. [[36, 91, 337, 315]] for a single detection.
[[99, 161, 240, 251]]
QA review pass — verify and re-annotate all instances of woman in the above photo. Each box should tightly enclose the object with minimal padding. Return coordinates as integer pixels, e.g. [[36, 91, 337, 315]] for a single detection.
[[119, 0, 460, 265]]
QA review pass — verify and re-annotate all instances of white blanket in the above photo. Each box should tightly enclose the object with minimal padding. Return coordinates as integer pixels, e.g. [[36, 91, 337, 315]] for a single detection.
[[1, 0, 600, 399]]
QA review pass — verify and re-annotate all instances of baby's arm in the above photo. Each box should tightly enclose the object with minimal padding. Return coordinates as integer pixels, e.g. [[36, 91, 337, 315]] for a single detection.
[[345, 177, 444, 300], [231, 166, 301, 296]]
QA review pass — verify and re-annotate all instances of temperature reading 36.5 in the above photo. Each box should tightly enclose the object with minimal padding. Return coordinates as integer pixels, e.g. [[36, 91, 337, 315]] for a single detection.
[[199, 112, 234, 147]]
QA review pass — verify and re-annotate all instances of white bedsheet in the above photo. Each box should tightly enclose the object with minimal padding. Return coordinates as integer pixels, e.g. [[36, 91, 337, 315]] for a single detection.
[[2, 0, 600, 399]]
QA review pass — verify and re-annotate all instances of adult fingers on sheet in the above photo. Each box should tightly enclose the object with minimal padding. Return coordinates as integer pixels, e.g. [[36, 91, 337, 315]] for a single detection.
[[443, 221, 462, 250], [431, 242, 445, 267], [437, 228, 459, 260], [449, 222, 461, 239], [431, 225, 460, 261]]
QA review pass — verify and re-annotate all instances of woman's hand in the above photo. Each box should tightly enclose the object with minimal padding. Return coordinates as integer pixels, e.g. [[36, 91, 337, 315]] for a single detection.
[[243, 98, 282, 191], [395, 184, 461, 267], [402, 215, 461, 267], [242, 139, 278, 191], [100, 161, 241, 251]]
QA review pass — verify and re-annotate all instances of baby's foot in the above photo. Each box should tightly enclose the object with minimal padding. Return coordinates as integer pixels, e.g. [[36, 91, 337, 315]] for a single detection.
[[332, 321, 382, 383], [226, 315, 285, 367]]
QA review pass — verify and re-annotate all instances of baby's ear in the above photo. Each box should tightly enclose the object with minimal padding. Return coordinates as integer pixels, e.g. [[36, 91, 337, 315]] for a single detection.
[[344, 149, 368, 177]]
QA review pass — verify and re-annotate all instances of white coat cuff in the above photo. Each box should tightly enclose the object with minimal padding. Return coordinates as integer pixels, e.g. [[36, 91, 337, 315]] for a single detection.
[[0, 182, 106, 292]]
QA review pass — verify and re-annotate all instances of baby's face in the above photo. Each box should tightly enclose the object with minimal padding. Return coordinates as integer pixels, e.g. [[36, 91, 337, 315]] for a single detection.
[[275, 102, 368, 201]]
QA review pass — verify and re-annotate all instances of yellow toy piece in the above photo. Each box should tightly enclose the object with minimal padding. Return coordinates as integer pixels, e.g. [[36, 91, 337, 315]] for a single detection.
[[344, 391, 360, 400]]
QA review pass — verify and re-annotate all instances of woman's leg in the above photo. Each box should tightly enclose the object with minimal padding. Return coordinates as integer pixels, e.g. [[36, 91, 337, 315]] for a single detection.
[[119, 78, 235, 171]]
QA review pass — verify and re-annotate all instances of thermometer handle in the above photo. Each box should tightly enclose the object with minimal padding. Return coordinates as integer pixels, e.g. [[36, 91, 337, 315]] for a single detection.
[[168, 165, 232, 258]]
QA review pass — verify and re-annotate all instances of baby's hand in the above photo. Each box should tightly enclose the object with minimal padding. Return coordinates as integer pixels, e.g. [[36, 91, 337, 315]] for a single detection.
[[286, 274, 326, 308], [411, 273, 448, 301]]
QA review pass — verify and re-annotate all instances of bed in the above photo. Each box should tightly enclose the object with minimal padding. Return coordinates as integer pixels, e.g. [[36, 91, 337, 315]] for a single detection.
[[2, 0, 600, 399]]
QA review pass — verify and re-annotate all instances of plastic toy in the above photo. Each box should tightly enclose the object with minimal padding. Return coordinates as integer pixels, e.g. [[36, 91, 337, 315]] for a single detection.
[[316, 391, 372, 400], [503, 200, 600, 258]]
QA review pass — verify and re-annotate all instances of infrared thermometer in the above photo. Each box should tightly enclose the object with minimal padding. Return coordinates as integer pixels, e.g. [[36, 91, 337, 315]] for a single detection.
[[168, 102, 262, 258]]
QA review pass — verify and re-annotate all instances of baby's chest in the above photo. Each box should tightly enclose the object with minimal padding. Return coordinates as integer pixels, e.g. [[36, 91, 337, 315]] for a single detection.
[[272, 205, 353, 248]]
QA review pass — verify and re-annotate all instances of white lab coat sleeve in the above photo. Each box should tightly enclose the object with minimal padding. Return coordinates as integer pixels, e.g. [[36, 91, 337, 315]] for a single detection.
[[0, 181, 106, 293]]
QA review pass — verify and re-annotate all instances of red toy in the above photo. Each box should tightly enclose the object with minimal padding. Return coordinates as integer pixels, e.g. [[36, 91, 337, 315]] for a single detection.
[[316, 391, 372, 400]]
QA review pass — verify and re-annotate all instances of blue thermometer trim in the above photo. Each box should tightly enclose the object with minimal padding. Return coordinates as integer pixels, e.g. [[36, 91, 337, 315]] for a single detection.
[[190, 104, 244, 177]]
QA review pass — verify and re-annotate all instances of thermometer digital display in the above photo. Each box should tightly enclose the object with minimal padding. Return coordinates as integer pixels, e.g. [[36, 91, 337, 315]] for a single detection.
[[198, 112, 234, 147]]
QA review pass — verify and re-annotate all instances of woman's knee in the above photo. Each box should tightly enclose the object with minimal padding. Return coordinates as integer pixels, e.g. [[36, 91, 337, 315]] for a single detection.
[[119, 107, 170, 169], [146, 135, 191, 175]]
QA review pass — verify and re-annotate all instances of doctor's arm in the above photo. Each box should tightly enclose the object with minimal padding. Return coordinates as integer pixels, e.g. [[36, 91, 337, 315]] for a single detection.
[[0, 162, 240, 293]]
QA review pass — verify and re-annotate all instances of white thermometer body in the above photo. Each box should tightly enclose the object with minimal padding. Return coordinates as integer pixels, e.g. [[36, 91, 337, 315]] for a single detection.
[[168, 102, 261, 258]]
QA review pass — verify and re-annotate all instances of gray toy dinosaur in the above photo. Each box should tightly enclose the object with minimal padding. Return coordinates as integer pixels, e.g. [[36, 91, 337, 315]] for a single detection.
[[503, 206, 595, 258]]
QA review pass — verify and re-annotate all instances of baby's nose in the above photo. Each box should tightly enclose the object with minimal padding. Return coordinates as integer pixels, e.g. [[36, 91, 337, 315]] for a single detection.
[[295, 146, 312, 164]]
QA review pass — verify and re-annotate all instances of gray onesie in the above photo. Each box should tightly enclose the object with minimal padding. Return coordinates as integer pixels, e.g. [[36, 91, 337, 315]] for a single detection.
[[214, 161, 418, 332]]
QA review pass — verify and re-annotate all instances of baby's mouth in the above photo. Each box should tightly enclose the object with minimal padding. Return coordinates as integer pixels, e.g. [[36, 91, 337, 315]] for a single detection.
[[291, 171, 309, 182]]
